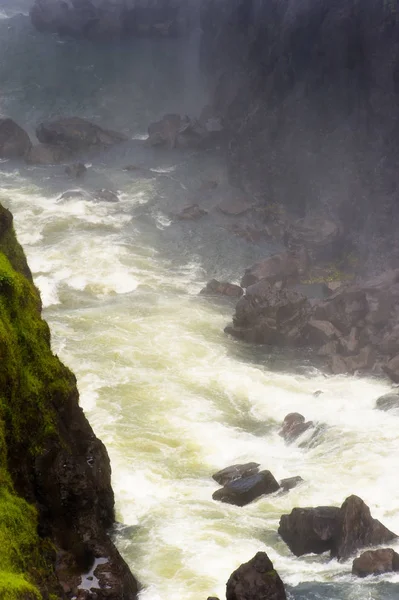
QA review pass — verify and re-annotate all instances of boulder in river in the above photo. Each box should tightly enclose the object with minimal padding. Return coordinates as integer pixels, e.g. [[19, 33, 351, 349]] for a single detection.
[[375, 392, 399, 412], [36, 117, 127, 153], [0, 118, 31, 159], [212, 470, 280, 507], [352, 548, 399, 577], [279, 476, 304, 493], [65, 163, 87, 178], [226, 551, 287, 600], [278, 506, 340, 556], [26, 143, 72, 165], [200, 279, 243, 298], [278, 413, 314, 443], [147, 114, 191, 149], [212, 462, 260, 486], [176, 204, 208, 221], [225, 281, 311, 346], [332, 495, 398, 561]]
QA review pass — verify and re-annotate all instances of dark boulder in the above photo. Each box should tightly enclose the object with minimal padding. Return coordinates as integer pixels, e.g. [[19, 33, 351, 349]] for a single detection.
[[36, 117, 127, 153], [375, 392, 399, 412], [352, 548, 399, 577], [212, 462, 260, 486], [0, 118, 31, 159], [200, 279, 243, 298], [225, 280, 311, 346], [332, 495, 398, 561], [26, 143, 71, 165], [226, 551, 286, 600], [212, 470, 280, 507], [279, 476, 304, 493], [278, 506, 340, 556], [278, 413, 314, 443], [94, 189, 119, 203], [241, 252, 299, 288]]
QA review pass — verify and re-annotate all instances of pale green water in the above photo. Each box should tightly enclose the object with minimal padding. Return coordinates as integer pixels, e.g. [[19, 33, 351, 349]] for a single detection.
[[0, 10, 399, 600]]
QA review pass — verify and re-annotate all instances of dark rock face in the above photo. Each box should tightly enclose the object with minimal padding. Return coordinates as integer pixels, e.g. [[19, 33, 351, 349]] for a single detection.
[[225, 280, 311, 346], [31, 0, 192, 39], [26, 143, 72, 165], [279, 495, 398, 561], [278, 413, 314, 443], [278, 507, 340, 557], [240, 252, 299, 288], [200, 1, 399, 269], [200, 279, 243, 298], [279, 476, 303, 493], [212, 470, 280, 507], [226, 551, 286, 600], [0, 118, 31, 159], [375, 392, 399, 412], [36, 117, 127, 153], [332, 495, 398, 561], [352, 548, 399, 578], [212, 462, 260, 486]]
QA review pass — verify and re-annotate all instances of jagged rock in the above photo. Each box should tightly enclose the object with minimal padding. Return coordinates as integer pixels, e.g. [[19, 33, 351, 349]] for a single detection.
[[278, 506, 340, 556], [212, 470, 280, 507], [65, 163, 87, 178], [0, 118, 31, 159], [226, 552, 286, 600], [241, 252, 299, 288], [352, 548, 399, 577], [26, 143, 71, 165], [375, 392, 399, 412], [200, 279, 243, 298], [36, 117, 127, 153], [278, 413, 314, 443], [212, 462, 260, 486], [225, 280, 311, 345], [176, 204, 208, 220], [332, 495, 398, 561], [279, 476, 304, 493]]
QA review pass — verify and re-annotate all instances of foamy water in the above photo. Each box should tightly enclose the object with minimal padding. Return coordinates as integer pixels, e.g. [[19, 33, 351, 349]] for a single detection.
[[0, 11, 399, 600]]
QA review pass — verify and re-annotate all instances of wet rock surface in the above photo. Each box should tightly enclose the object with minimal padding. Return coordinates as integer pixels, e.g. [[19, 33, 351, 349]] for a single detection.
[[0, 117, 31, 159], [212, 470, 280, 507], [352, 548, 399, 578], [375, 392, 399, 412], [36, 117, 127, 153], [212, 462, 260, 486], [226, 551, 287, 600], [279, 495, 398, 561]]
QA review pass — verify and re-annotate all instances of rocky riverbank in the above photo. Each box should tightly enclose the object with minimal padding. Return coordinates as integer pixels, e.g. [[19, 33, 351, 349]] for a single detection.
[[0, 202, 138, 598]]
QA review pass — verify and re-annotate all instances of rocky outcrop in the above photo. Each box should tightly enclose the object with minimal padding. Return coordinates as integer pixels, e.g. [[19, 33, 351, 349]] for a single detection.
[[36, 117, 127, 153], [279, 495, 397, 561], [31, 0, 193, 39], [227, 267, 399, 379], [0, 202, 138, 598], [213, 470, 280, 507], [226, 552, 286, 600], [352, 548, 399, 577], [0, 117, 31, 159]]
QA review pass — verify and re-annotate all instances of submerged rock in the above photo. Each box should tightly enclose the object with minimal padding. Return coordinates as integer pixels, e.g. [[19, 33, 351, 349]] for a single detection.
[[36, 117, 127, 153], [58, 189, 119, 203], [375, 392, 399, 412], [212, 462, 260, 486], [176, 204, 208, 221], [0, 117, 31, 159], [352, 548, 399, 577], [226, 551, 287, 600], [65, 162, 87, 178], [200, 279, 243, 298], [212, 470, 280, 507]]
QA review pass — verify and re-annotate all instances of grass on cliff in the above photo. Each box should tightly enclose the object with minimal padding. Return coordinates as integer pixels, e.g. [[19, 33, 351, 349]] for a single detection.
[[0, 205, 76, 598]]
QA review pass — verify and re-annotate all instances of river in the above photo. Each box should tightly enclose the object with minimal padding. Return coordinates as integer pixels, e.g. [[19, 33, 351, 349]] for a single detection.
[[0, 8, 399, 600]]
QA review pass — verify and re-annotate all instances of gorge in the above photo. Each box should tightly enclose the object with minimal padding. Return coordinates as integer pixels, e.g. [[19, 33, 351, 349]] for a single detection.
[[1, 1, 399, 599]]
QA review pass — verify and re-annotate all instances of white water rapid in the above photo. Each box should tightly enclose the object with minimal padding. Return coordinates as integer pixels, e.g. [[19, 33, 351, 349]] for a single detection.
[[0, 8, 399, 600]]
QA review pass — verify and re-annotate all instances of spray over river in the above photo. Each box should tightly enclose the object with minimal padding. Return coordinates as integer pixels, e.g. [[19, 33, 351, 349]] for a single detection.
[[0, 7, 399, 600]]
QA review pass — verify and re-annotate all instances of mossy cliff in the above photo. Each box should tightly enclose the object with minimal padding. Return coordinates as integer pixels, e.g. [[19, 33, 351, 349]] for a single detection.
[[0, 204, 138, 599]]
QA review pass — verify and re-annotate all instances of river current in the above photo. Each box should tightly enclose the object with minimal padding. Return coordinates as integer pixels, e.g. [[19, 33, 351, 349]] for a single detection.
[[0, 8, 399, 600]]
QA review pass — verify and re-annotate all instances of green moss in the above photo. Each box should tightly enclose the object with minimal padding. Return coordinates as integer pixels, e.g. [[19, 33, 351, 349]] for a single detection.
[[0, 204, 77, 597]]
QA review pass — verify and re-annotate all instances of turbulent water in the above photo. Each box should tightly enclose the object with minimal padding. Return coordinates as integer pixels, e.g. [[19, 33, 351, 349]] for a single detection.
[[1, 9, 399, 600]]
